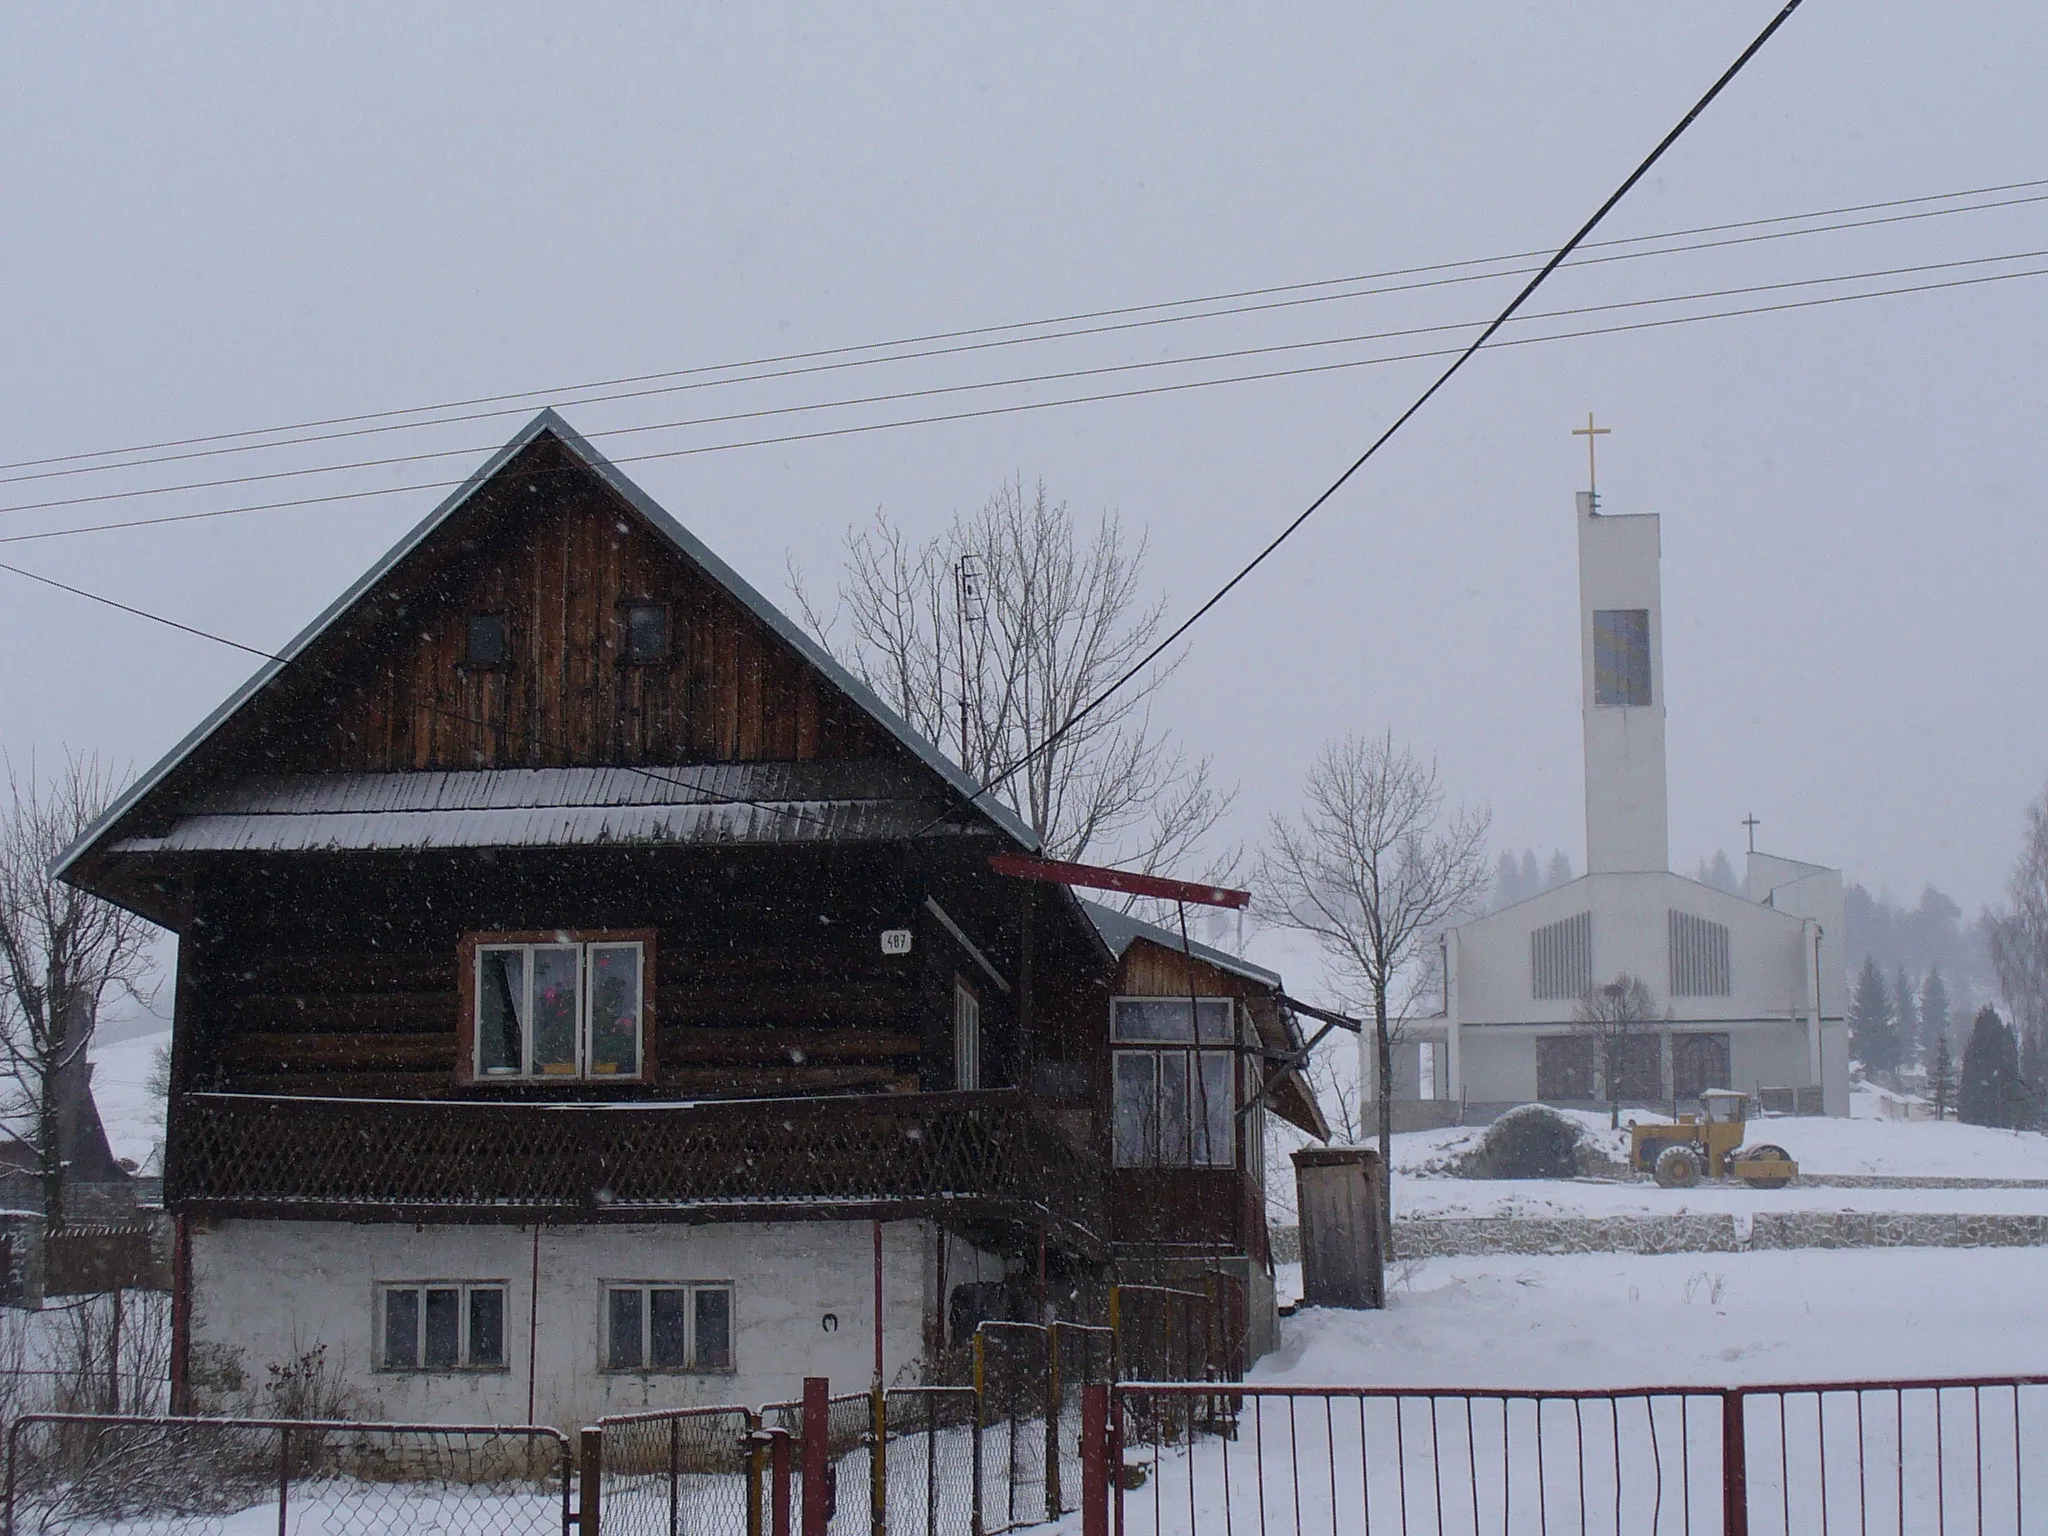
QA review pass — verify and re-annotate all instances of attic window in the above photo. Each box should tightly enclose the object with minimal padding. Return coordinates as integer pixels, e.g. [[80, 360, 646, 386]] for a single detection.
[[466, 614, 508, 669], [623, 603, 670, 664]]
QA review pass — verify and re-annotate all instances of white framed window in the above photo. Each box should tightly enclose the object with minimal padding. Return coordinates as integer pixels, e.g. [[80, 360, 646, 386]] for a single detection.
[[603, 1283, 735, 1373], [1111, 997, 1237, 1169], [953, 980, 982, 1091], [473, 938, 645, 1080], [379, 1283, 506, 1371]]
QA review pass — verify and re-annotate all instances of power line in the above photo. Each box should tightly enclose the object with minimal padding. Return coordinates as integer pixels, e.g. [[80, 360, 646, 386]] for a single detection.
[[6, 253, 2038, 551], [5, 168, 2041, 483], [918, 0, 1815, 837], [5, 242, 2043, 525], [0, 561, 838, 833], [6, 186, 2045, 495]]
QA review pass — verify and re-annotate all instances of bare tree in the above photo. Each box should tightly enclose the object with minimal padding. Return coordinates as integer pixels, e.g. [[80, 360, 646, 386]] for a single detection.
[[1573, 973, 1664, 1129], [0, 755, 156, 1230], [793, 477, 1234, 891], [1255, 733, 1490, 1239], [1987, 786, 2048, 1076]]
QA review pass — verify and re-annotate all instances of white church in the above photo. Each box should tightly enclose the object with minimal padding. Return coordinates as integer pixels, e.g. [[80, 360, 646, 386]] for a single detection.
[[1392, 485, 1850, 1120]]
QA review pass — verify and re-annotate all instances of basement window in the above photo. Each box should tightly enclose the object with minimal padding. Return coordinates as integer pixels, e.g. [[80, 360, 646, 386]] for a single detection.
[[466, 613, 508, 669], [622, 603, 670, 664], [379, 1283, 506, 1371], [468, 934, 648, 1081], [604, 1283, 734, 1372]]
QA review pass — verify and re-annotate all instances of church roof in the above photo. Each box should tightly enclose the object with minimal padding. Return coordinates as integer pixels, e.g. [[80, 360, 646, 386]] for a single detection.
[[54, 410, 1035, 884]]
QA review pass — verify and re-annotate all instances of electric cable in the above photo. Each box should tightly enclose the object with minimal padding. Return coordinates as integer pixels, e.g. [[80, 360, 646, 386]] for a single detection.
[[6, 183, 2045, 493], [6, 252, 2037, 552], [914, 0, 1815, 837], [4, 242, 2042, 524], [3, 167, 2039, 482]]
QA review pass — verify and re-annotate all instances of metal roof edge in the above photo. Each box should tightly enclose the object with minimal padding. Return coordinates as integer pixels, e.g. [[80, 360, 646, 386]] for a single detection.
[[54, 408, 1036, 881], [1078, 897, 1282, 989]]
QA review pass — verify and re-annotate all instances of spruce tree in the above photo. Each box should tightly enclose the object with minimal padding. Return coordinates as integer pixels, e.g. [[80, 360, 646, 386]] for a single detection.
[[1544, 850, 1575, 891], [1519, 850, 1540, 901], [1960, 1005, 2027, 1128], [1929, 1032, 1957, 1120], [1891, 964, 1919, 1069], [1493, 851, 1522, 911], [1849, 957, 1900, 1078], [1920, 967, 1952, 1060]]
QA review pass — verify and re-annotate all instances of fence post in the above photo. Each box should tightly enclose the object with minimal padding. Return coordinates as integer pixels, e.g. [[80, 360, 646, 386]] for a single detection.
[[1045, 1324, 1063, 1517], [684, 1417, 700, 1536], [1721, 1390, 1748, 1536], [870, 1385, 887, 1536], [744, 1412, 762, 1536], [276, 1424, 290, 1536], [580, 1426, 603, 1536], [1080, 1384, 1109, 1536], [801, 1378, 830, 1536], [770, 1428, 794, 1536]]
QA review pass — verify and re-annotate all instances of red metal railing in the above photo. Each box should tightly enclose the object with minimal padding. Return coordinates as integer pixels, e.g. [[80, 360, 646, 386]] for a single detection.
[[1088, 1375, 2048, 1535]]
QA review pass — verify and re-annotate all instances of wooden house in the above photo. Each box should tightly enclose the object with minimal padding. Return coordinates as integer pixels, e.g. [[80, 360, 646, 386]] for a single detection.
[[54, 412, 1325, 1424]]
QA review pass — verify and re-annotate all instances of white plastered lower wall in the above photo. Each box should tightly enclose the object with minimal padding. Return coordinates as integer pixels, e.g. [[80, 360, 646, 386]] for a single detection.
[[188, 1217, 993, 1430]]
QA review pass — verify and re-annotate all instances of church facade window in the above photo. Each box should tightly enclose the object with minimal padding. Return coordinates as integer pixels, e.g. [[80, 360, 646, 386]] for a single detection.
[[1592, 609, 1652, 707], [1668, 911, 1732, 997], [1531, 912, 1592, 1000], [1671, 1032, 1732, 1098], [1536, 1036, 1595, 1100]]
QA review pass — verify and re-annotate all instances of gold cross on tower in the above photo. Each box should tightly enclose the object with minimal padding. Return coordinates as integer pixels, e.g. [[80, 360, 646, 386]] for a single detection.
[[1572, 412, 1611, 495]]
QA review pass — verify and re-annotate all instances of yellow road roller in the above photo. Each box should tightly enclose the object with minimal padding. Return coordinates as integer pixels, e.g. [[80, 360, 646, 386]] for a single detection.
[[1628, 1089, 1798, 1189]]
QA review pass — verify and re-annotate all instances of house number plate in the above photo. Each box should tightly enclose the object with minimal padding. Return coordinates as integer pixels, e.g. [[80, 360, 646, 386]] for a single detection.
[[880, 929, 913, 955]]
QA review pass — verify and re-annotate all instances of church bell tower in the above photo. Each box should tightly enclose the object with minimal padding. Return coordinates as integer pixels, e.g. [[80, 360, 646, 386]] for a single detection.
[[1577, 486, 1669, 874]]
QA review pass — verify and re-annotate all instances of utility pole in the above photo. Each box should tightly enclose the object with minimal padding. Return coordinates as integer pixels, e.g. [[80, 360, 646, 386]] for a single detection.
[[953, 554, 985, 768]]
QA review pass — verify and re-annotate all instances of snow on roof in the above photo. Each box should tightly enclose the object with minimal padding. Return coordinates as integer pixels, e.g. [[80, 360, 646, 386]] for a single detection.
[[104, 765, 985, 853]]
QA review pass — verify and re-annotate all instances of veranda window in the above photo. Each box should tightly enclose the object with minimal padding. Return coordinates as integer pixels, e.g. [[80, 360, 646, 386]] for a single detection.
[[471, 935, 647, 1080], [604, 1283, 735, 1372], [379, 1283, 506, 1371], [1111, 998, 1236, 1168]]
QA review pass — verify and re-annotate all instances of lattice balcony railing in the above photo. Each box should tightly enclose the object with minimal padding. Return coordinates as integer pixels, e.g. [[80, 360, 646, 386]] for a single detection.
[[167, 1089, 1103, 1249]]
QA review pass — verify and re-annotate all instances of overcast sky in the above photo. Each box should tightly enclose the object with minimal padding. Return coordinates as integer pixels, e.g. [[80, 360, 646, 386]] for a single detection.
[[2, 3, 2044, 922]]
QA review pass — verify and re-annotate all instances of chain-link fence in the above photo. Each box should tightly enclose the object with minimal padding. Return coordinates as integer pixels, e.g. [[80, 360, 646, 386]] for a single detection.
[[881, 1387, 977, 1536], [973, 1324, 1049, 1533], [759, 1389, 872, 1536], [3, 1413, 572, 1536], [590, 1405, 758, 1536], [1049, 1322, 1113, 1521]]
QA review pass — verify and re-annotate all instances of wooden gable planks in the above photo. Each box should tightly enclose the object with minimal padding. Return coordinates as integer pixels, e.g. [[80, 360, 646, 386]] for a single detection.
[[227, 441, 893, 776]]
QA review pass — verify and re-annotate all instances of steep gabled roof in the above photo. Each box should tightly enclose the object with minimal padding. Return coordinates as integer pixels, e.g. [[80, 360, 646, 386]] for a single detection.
[[55, 409, 1034, 881]]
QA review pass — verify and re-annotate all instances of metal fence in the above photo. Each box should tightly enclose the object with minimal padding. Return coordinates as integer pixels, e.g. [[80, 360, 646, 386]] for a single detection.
[[3, 1412, 573, 1536], [586, 1405, 758, 1536], [1100, 1375, 2048, 1536]]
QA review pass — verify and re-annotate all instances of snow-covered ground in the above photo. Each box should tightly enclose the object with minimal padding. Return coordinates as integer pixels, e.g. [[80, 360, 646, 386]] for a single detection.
[[1269, 1246, 2048, 1388], [1388, 1097, 2048, 1183]]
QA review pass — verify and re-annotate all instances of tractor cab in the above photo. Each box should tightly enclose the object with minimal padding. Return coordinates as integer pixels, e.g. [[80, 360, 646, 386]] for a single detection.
[[1627, 1090, 1798, 1189]]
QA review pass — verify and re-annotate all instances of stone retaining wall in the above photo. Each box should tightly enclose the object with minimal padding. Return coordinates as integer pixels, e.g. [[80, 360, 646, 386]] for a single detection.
[[1269, 1210, 2048, 1262]]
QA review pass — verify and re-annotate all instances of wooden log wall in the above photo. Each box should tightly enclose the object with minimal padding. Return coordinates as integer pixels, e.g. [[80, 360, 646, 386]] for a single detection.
[[181, 853, 938, 1101], [177, 435, 891, 785]]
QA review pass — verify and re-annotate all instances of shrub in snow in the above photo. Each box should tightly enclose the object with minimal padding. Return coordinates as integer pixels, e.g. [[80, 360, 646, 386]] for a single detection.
[[1469, 1104, 1584, 1179]]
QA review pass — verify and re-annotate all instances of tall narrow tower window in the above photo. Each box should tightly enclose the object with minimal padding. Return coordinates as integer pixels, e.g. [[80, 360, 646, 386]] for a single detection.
[[1593, 609, 1652, 707]]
